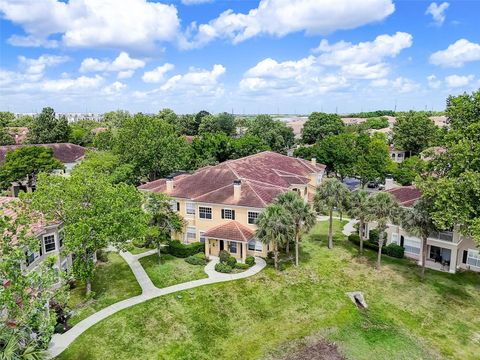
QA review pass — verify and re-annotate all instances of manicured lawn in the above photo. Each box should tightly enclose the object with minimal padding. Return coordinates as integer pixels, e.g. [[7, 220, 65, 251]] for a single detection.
[[139, 253, 208, 288], [67, 252, 142, 327], [128, 245, 154, 255], [58, 220, 480, 360]]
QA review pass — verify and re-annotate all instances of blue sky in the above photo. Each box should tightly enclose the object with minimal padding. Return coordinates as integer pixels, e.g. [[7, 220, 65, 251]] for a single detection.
[[1, 0, 479, 114]]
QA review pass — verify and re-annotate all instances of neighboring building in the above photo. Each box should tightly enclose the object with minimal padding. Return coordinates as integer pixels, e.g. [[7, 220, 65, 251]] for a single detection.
[[389, 146, 406, 163], [0, 196, 72, 274], [139, 151, 326, 261], [367, 186, 480, 274], [5, 127, 29, 144]]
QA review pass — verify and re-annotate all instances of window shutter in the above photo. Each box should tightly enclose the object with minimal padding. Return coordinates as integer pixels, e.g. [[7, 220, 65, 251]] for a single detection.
[[39, 239, 43, 256], [462, 250, 468, 264], [176, 202, 180, 211], [231, 210, 235, 220], [221, 209, 225, 219]]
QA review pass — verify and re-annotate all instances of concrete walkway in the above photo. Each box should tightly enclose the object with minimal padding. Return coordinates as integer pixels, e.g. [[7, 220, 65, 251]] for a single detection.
[[48, 253, 266, 358], [342, 219, 358, 236]]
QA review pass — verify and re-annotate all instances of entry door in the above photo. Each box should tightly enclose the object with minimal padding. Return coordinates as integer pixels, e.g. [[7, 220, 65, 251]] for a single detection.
[[219, 240, 224, 251]]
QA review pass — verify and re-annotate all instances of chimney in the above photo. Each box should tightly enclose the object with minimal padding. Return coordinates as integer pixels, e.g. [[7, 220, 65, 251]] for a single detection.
[[233, 179, 241, 200], [385, 174, 396, 190], [311, 158, 316, 166], [166, 176, 174, 194]]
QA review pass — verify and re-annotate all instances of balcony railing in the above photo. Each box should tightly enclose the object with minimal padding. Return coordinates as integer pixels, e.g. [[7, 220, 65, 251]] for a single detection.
[[428, 231, 454, 242]]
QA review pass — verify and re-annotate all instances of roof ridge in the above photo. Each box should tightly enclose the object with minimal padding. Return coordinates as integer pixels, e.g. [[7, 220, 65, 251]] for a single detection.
[[295, 157, 319, 173], [192, 183, 232, 200], [244, 180, 268, 207], [224, 150, 274, 165], [233, 221, 246, 241], [246, 178, 289, 190]]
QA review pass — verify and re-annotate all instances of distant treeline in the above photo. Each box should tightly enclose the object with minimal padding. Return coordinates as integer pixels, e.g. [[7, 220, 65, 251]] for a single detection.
[[346, 110, 445, 118]]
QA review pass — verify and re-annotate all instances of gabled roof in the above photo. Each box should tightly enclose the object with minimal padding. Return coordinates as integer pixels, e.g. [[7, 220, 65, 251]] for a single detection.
[[386, 186, 422, 207], [204, 221, 255, 242], [0, 143, 86, 164], [138, 151, 325, 208]]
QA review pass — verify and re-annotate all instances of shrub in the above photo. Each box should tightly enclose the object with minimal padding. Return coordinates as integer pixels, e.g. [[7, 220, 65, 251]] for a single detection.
[[348, 234, 360, 243], [167, 240, 204, 258], [132, 238, 146, 248], [245, 256, 255, 267], [235, 263, 250, 270], [369, 229, 379, 244], [185, 255, 207, 266], [96, 249, 109, 263], [226, 256, 237, 267], [219, 250, 230, 263], [267, 251, 274, 259], [215, 263, 232, 273], [384, 243, 404, 258]]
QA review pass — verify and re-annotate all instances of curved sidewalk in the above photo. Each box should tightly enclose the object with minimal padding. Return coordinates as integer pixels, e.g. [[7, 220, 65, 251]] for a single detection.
[[48, 253, 266, 358]]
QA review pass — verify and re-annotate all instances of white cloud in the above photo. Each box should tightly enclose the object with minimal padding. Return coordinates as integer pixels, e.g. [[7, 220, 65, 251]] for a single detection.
[[0, 0, 180, 51], [182, 0, 395, 48], [117, 70, 135, 79], [427, 75, 442, 89], [445, 74, 474, 88], [18, 54, 69, 75], [425, 2, 449, 26], [430, 39, 480, 67], [391, 77, 420, 93], [102, 81, 127, 95], [7, 34, 58, 48], [80, 52, 145, 74], [38, 75, 104, 93], [181, 0, 213, 4], [160, 64, 226, 96], [142, 63, 175, 83]]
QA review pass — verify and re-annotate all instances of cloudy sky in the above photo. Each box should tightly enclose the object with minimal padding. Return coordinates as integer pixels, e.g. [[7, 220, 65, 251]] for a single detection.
[[1, 0, 479, 114]]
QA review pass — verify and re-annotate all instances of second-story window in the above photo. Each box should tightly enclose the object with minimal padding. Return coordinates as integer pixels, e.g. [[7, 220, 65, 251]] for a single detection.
[[199, 206, 212, 220], [44, 234, 56, 252], [248, 211, 259, 225], [171, 200, 180, 212], [221, 209, 235, 220], [186, 202, 196, 215]]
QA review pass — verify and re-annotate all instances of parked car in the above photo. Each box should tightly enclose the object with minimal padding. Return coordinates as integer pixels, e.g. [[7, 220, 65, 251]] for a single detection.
[[367, 181, 378, 189]]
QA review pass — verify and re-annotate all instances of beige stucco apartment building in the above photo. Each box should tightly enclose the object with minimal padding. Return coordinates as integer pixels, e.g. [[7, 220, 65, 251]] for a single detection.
[[367, 186, 480, 274], [139, 151, 326, 262]]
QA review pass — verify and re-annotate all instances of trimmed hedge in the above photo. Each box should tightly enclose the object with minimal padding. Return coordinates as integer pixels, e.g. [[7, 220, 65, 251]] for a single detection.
[[235, 263, 250, 270], [348, 234, 404, 259], [226, 256, 237, 267], [245, 256, 255, 267], [167, 240, 204, 258], [215, 263, 232, 273], [185, 255, 207, 266], [219, 250, 230, 263]]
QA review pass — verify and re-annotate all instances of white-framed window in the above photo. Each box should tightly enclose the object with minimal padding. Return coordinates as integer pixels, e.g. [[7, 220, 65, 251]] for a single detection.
[[391, 233, 399, 245], [44, 234, 56, 252], [404, 237, 420, 255], [199, 231, 205, 243], [248, 211, 259, 225], [171, 200, 180, 212], [186, 227, 196, 242], [248, 239, 263, 251], [397, 153, 404, 158], [229, 242, 237, 254], [186, 202, 195, 215], [316, 173, 323, 184], [221, 208, 235, 220], [467, 249, 480, 268], [199, 206, 212, 220], [26, 249, 40, 266]]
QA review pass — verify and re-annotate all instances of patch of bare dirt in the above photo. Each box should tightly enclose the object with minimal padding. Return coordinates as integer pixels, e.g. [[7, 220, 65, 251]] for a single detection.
[[277, 340, 346, 360]]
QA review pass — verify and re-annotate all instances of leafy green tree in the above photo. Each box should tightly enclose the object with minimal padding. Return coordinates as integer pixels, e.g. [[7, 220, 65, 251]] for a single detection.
[[400, 198, 437, 280], [195, 110, 210, 131], [177, 114, 198, 135], [368, 192, 399, 269], [256, 204, 294, 270], [316, 133, 358, 180], [103, 110, 131, 128], [393, 112, 440, 155], [115, 113, 190, 181], [393, 156, 425, 186], [27, 107, 70, 144], [68, 124, 93, 146], [355, 133, 393, 187], [1, 199, 61, 353], [157, 108, 178, 126], [0, 127, 15, 145], [0, 112, 15, 127], [347, 190, 371, 255], [216, 112, 236, 136], [301, 112, 344, 144], [445, 89, 480, 130], [30, 171, 147, 295], [93, 129, 115, 151], [247, 115, 294, 153], [314, 178, 350, 249], [8, 115, 33, 128], [361, 116, 389, 130], [231, 135, 269, 158], [0, 146, 63, 189], [275, 191, 316, 266], [144, 193, 185, 263], [190, 132, 233, 168]]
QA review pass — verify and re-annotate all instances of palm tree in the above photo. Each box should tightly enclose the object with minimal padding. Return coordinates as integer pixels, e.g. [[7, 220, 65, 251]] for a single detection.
[[313, 178, 350, 249], [275, 191, 316, 266], [347, 190, 371, 255], [400, 198, 437, 280], [256, 204, 294, 270], [144, 193, 185, 264], [0, 331, 47, 360], [368, 192, 400, 270]]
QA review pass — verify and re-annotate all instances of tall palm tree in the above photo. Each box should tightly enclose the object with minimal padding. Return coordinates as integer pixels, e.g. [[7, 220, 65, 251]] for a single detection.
[[144, 193, 185, 264], [368, 192, 400, 270], [256, 204, 294, 270], [314, 178, 350, 249], [275, 191, 316, 266], [400, 198, 437, 280], [347, 190, 371, 255]]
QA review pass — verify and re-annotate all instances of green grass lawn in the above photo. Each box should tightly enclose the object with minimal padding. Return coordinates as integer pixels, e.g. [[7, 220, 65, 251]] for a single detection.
[[128, 245, 154, 255], [67, 252, 142, 327], [139, 253, 208, 288], [58, 221, 480, 360]]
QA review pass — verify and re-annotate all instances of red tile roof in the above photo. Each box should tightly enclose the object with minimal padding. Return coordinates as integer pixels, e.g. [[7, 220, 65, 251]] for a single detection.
[[0, 143, 86, 164], [139, 151, 325, 208], [386, 186, 422, 207], [204, 221, 255, 242]]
